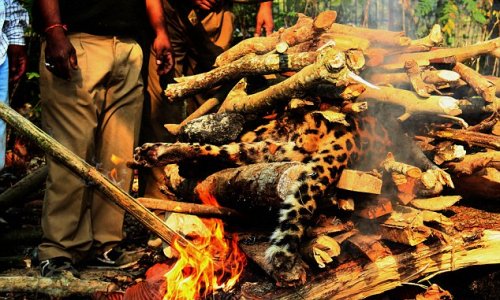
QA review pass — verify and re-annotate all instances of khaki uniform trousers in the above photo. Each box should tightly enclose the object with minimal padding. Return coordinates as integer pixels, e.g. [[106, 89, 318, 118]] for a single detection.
[[38, 33, 144, 262], [140, 2, 234, 199]]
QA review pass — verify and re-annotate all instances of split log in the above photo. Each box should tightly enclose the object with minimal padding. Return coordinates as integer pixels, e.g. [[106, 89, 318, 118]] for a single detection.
[[0, 102, 195, 252], [166, 52, 317, 101], [215, 11, 337, 66], [453, 62, 500, 107], [378, 205, 432, 246], [241, 207, 500, 300], [0, 276, 120, 298], [346, 234, 392, 262], [428, 128, 500, 150], [379, 37, 500, 70], [356, 86, 462, 118], [336, 169, 382, 194], [137, 197, 242, 219], [0, 165, 47, 210], [301, 235, 341, 268], [194, 162, 306, 214], [218, 47, 350, 115], [410, 195, 461, 211]]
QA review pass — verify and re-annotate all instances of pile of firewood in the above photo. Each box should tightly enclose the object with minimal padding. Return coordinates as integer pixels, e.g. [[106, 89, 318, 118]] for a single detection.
[[127, 9, 500, 298]]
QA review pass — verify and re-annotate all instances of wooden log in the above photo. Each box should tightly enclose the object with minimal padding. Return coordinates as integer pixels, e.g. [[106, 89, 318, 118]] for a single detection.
[[215, 11, 336, 66], [0, 276, 120, 298], [166, 52, 318, 101], [381, 152, 422, 178], [218, 47, 350, 115], [453, 167, 500, 201], [410, 195, 461, 211], [177, 112, 245, 145], [328, 23, 410, 47], [336, 169, 382, 194], [241, 207, 500, 300], [428, 128, 500, 150], [366, 69, 461, 87], [357, 86, 462, 118], [164, 97, 220, 136], [0, 102, 194, 252], [137, 197, 242, 219], [453, 62, 499, 105], [194, 162, 306, 213], [378, 205, 432, 246], [0, 165, 47, 209], [445, 151, 500, 175], [405, 59, 433, 97], [301, 235, 341, 268], [380, 37, 500, 70]]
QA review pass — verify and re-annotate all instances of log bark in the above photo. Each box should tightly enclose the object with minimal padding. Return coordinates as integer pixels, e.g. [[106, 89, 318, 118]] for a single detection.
[[215, 11, 336, 66], [428, 128, 500, 150], [380, 37, 500, 70], [194, 162, 306, 213], [453, 62, 499, 106], [366, 69, 461, 87], [0, 165, 47, 209], [0, 276, 120, 298], [240, 206, 500, 300], [445, 151, 500, 175], [218, 47, 350, 115], [356, 86, 462, 118], [166, 52, 318, 101], [0, 102, 195, 252]]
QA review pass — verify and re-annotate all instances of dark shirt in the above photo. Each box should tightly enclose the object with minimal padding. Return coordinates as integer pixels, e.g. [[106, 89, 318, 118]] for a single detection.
[[33, 0, 149, 39]]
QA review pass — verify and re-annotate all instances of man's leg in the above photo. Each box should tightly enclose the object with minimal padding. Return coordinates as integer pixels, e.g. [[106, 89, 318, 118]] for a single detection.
[[91, 36, 145, 251], [38, 33, 114, 262]]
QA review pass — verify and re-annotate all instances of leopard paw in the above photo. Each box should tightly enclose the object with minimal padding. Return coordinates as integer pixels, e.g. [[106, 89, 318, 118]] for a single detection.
[[265, 245, 307, 287]]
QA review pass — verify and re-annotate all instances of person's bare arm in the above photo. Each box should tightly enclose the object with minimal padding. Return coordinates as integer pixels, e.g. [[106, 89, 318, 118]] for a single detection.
[[36, 0, 77, 80], [145, 0, 174, 75], [255, 1, 274, 37]]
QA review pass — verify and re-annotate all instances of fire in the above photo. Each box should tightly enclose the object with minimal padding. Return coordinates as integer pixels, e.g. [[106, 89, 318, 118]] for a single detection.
[[163, 189, 246, 299]]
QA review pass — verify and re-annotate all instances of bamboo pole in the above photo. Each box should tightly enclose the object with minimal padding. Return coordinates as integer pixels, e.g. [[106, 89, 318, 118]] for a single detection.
[[0, 102, 194, 251]]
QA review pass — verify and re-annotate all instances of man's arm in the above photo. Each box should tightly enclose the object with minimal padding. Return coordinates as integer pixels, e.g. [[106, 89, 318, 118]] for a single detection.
[[145, 0, 174, 75], [4, 0, 29, 82], [255, 1, 274, 37], [36, 0, 77, 80]]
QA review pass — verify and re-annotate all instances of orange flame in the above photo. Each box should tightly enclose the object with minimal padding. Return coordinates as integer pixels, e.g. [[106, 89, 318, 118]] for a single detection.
[[163, 189, 246, 299]]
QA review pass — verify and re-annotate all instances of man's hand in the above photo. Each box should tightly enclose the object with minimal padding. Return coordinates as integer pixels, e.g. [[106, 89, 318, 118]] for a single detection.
[[7, 45, 27, 82], [153, 33, 174, 76], [44, 27, 78, 80], [255, 1, 274, 37], [191, 0, 218, 11]]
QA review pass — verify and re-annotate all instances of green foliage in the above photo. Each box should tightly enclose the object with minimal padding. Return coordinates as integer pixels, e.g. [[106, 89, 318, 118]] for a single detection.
[[415, 0, 437, 17]]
